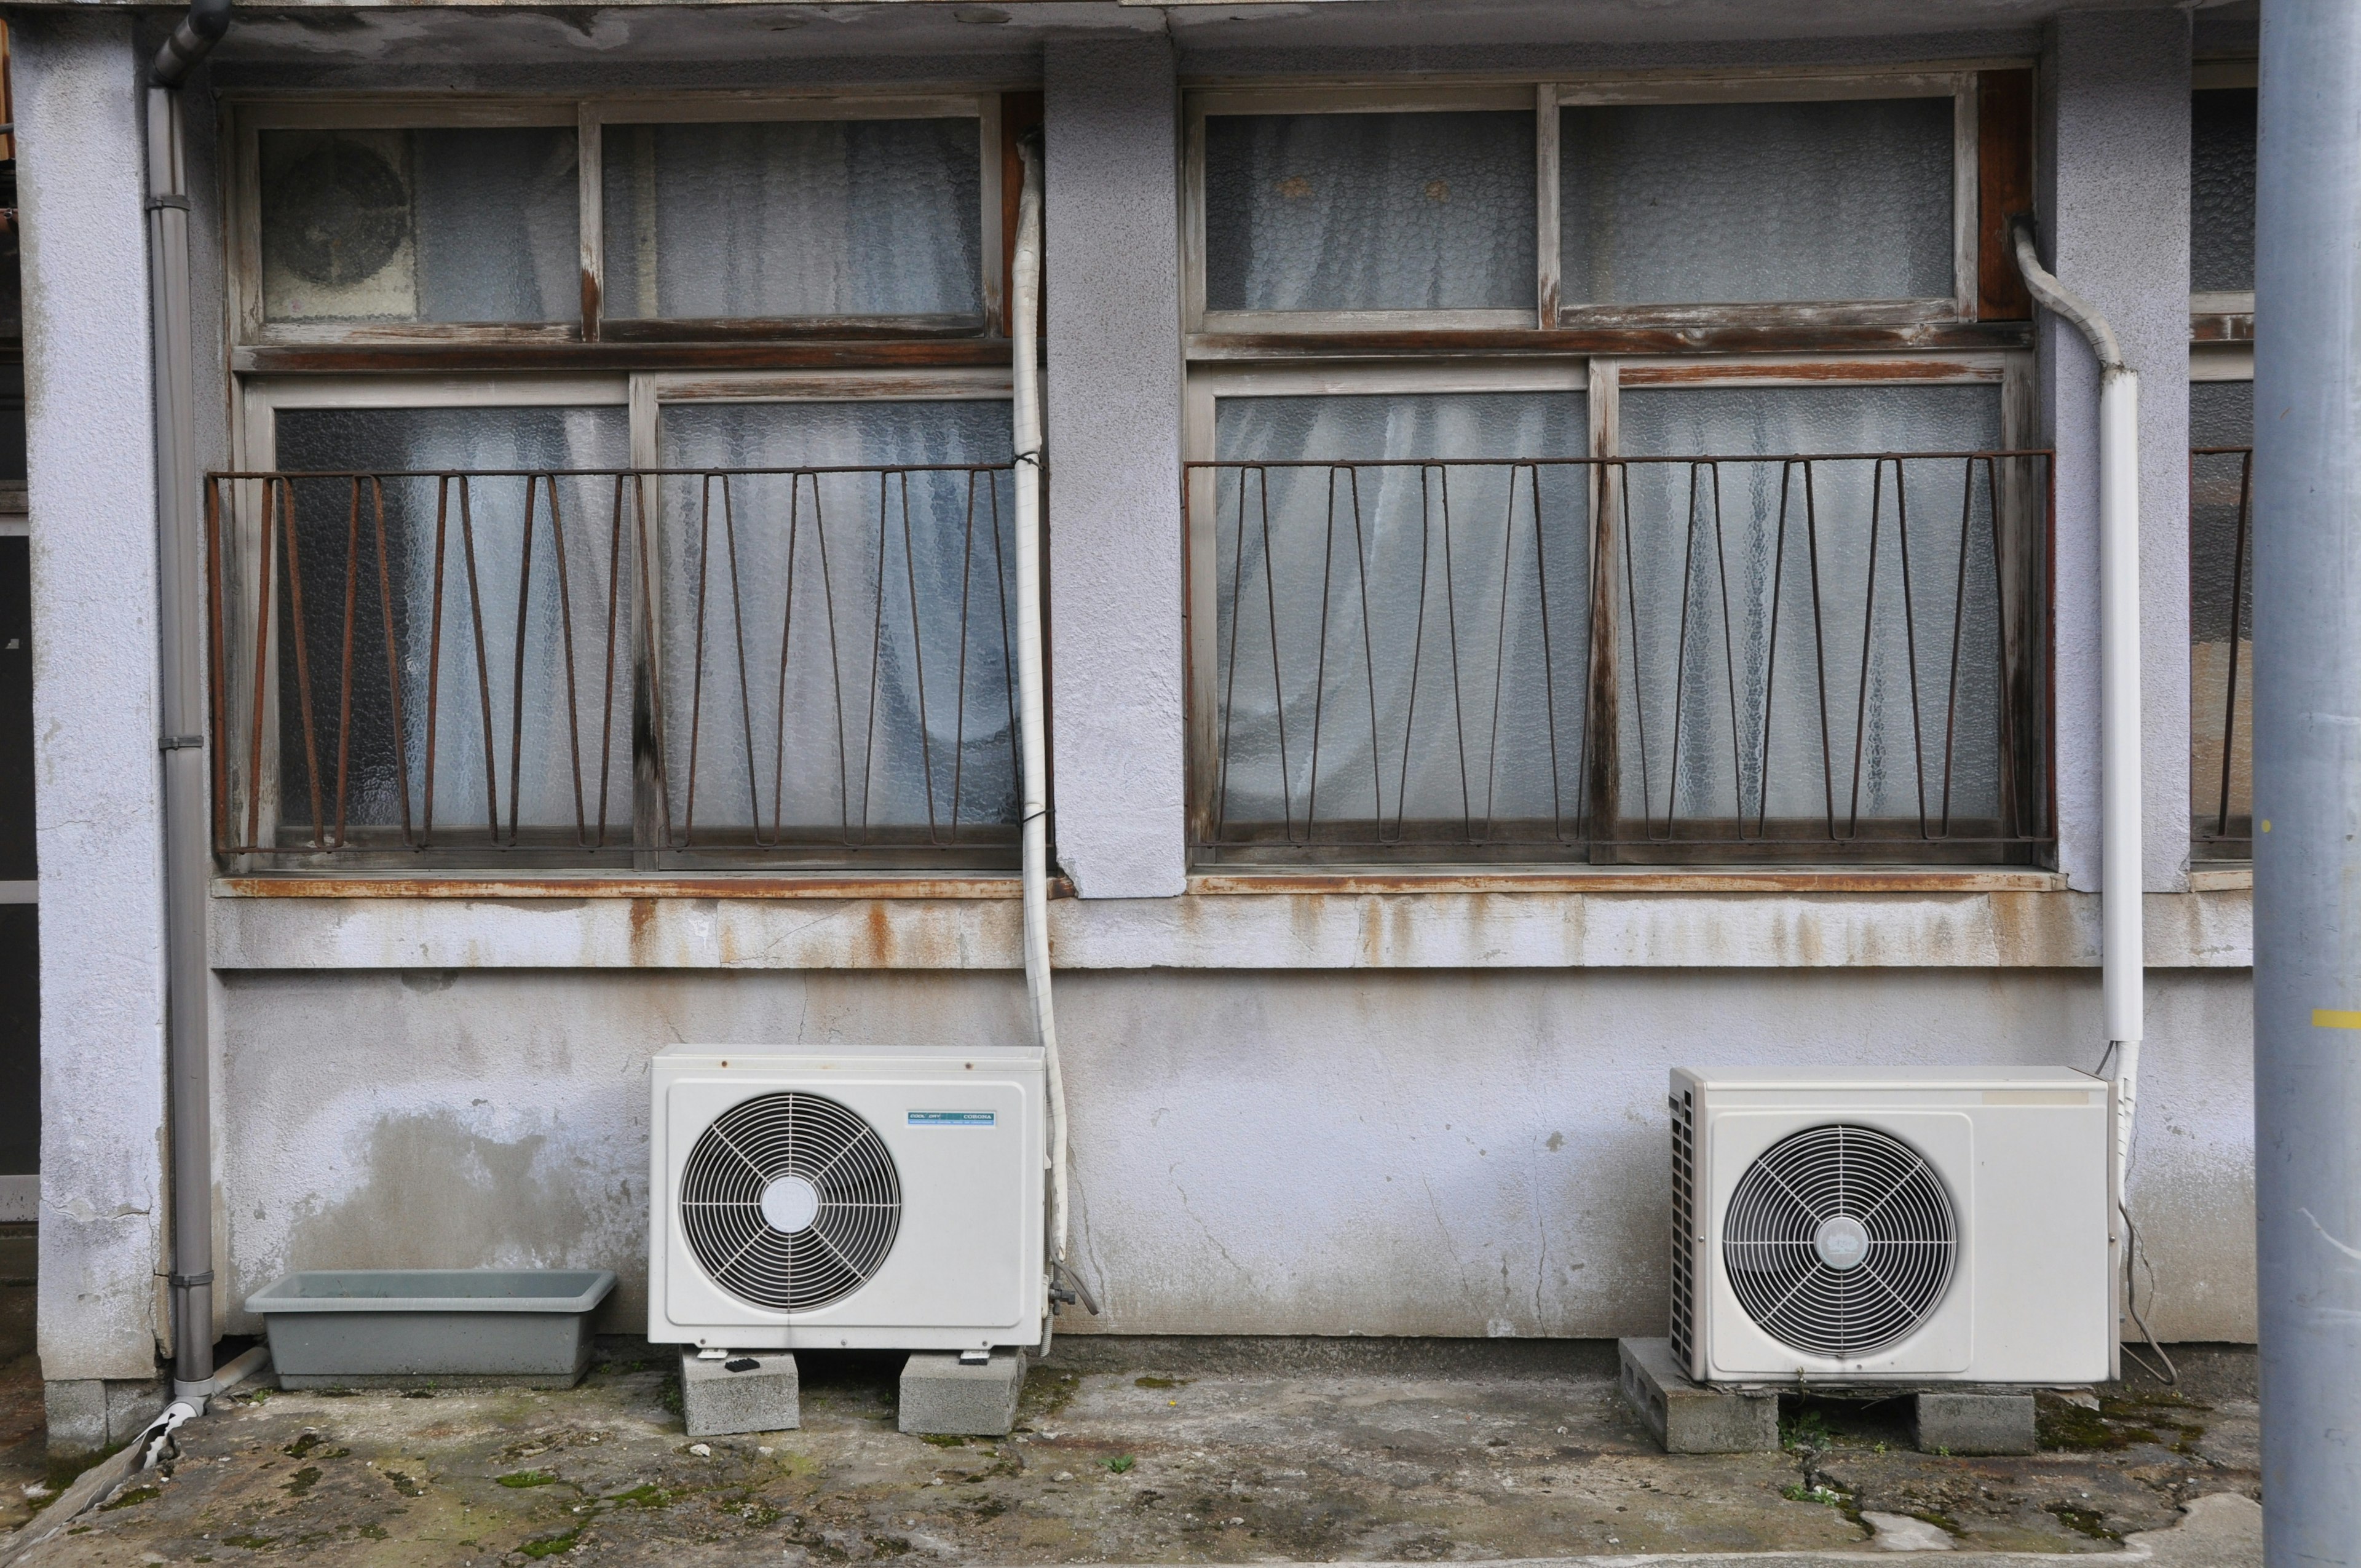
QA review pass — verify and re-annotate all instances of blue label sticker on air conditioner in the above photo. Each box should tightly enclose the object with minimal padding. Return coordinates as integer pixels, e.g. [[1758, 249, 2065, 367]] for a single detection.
[[909, 1111, 995, 1127]]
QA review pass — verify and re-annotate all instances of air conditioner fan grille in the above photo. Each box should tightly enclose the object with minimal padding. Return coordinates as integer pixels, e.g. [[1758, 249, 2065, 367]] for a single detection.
[[1722, 1122, 1956, 1360], [679, 1091, 901, 1313]]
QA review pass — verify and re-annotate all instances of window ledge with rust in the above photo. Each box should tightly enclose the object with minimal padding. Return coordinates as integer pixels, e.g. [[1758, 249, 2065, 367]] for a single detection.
[[213, 873, 1037, 900], [1185, 867, 2068, 896]]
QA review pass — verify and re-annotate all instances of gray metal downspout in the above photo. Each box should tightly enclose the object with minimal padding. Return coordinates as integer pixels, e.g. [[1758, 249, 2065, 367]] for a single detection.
[[146, 0, 230, 1405], [2253, 1, 2361, 1559]]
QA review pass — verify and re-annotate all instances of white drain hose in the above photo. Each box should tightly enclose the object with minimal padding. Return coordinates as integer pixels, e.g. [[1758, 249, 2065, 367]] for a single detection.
[[1009, 135, 1069, 1304], [2011, 221, 2161, 1379]]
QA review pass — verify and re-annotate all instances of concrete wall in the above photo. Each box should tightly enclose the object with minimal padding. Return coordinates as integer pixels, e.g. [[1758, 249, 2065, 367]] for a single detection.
[[1043, 33, 1188, 898], [15, 12, 172, 1384], [2041, 7, 2195, 893], [210, 962, 2253, 1344], [13, 0, 2256, 1391]]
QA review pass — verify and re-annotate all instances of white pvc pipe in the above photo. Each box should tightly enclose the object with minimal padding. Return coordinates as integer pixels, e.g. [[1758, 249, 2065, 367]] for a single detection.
[[1009, 138, 1067, 1286], [2012, 221, 2145, 1353], [2097, 368, 2145, 1190]]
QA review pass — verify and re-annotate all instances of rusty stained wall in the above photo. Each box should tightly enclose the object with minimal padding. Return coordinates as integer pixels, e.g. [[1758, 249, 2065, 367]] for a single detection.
[[212, 963, 2255, 1344]]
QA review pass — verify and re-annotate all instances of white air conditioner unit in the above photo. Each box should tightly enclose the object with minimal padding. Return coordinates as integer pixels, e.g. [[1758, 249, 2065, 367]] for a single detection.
[[1669, 1066, 2115, 1387], [649, 1044, 1045, 1353]]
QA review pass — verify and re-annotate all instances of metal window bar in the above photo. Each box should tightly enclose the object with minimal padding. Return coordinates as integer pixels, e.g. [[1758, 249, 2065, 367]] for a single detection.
[[1189, 451, 2053, 866], [203, 464, 1022, 870], [2190, 444, 2255, 857]]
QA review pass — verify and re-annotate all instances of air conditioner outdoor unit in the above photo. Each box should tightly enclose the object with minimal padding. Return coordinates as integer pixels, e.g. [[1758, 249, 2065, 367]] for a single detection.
[[649, 1044, 1045, 1353], [1669, 1066, 2115, 1387]]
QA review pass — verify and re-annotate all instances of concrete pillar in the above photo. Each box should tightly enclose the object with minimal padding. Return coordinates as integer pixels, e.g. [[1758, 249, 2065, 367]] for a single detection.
[[14, 15, 172, 1385], [1042, 34, 1187, 899], [2252, 1, 2361, 1558], [2039, 10, 2192, 893]]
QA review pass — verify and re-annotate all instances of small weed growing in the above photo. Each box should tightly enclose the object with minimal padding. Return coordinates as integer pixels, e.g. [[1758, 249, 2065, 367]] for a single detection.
[[1781, 1483, 1846, 1509], [2047, 1502, 2122, 1541], [1105, 1455, 1136, 1475], [1781, 1410, 1834, 1452], [609, 1483, 671, 1508], [498, 1470, 561, 1489]]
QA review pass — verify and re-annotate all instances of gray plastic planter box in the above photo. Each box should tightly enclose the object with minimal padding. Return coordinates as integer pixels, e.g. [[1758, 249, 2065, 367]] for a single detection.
[[247, 1270, 616, 1389]]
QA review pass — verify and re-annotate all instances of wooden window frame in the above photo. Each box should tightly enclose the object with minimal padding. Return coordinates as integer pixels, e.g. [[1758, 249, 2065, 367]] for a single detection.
[[1181, 66, 2037, 352], [226, 369, 1019, 872], [224, 90, 1019, 355], [1180, 349, 2048, 866]]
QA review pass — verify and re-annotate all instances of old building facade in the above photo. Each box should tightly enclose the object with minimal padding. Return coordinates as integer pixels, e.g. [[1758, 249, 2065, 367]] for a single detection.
[[8, 0, 2259, 1442]]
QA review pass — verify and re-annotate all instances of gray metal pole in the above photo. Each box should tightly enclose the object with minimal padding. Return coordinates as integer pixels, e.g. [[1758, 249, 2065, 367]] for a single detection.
[[2253, 1, 2361, 1560]]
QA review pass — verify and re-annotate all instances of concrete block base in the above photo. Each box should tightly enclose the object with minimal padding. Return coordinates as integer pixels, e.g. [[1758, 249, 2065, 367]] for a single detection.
[[898, 1351, 1027, 1436], [1914, 1391, 2037, 1455], [680, 1348, 799, 1439], [44, 1377, 166, 1456], [1618, 1339, 1778, 1454]]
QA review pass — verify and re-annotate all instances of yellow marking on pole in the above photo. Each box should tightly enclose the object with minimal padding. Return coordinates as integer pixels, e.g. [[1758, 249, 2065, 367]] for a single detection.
[[2311, 1009, 2361, 1030]]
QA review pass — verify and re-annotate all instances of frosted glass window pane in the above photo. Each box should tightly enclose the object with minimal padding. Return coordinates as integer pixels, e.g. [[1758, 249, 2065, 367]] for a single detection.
[[1616, 385, 2007, 837], [2189, 379, 2255, 837], [655, 400, 1015, 844], [260, 129, 580, 325], [269, 405, 631, 845], [1559, 99, 1954, 306], [2191, 89, 2257, 293], [1204, 113, 1536, 312], [1209, 393, 1588, 841], [602, 120, 983, 320]]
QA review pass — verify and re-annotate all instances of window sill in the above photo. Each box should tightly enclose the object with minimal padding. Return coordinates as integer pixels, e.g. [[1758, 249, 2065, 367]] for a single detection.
[[208, 874, 2250, 973], [1187, 866, 2066, 895], [215, 873, 1028, 901]]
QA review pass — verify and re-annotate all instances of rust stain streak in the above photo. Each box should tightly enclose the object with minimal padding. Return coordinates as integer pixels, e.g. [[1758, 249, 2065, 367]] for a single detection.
[[233, 339, 1019, 376], [1618, 358, 1999, 386], [2190, 312, 2255, 343], [1186, 322, 2033, 360]]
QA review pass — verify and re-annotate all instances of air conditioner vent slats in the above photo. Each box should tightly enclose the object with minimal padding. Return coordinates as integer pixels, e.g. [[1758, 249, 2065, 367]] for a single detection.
[[1722, 1122, 1957, 1361], [1669, 1091, 1696, 1368], [678, 1091, 903, 1313]]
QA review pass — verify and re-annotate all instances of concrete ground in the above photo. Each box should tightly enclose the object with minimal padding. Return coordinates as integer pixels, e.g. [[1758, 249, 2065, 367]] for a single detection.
[[0, 1339, 2260, 1566]]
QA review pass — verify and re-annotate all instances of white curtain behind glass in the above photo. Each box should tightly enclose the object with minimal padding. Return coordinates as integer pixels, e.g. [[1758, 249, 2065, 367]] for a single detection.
[[271, 406, 632, 845], [1211, 393, 1588, 841], [1559, 99, 1953, 306], [654, 400, 1016, 845], [1203, 113, 1536, 313], [1615, 384, 2007, 837], [601, 120, 983, 320]]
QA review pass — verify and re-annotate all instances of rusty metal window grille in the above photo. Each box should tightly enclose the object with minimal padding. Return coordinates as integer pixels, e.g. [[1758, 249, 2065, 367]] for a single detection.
[[1188, 447, 2052, 865], [2191, 442, 2254, 860], [203, 461, 1023, 869]]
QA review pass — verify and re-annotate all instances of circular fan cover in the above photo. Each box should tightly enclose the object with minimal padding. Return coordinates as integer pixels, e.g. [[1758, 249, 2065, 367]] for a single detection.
[[679, 1093, 901, 1313], [1722, 1123, 1958, 1359], [266, 137, 410, 287]]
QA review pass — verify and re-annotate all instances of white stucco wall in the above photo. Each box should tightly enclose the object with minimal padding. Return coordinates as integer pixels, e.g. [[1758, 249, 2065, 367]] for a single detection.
[[2042, 7, 2194, 894], [208, 962, 2253, 1344], [1043, 33, 1189, 900], [15, 13, 172, 1383]]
